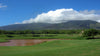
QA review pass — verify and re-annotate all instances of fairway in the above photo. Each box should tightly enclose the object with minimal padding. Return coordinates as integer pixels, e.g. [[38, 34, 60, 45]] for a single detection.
[[0, 40, 100, 56]]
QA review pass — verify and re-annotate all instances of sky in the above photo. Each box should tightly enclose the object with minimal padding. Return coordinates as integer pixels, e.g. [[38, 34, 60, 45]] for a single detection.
[[0, 0, 100, 26]]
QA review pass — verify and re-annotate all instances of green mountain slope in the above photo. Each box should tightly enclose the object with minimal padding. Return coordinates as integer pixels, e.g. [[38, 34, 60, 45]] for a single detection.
[[45, 20, 99, 29], [0, 20, 100, 30]]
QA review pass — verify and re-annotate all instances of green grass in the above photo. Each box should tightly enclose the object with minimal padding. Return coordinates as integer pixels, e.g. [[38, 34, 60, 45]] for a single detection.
[[0, 33, 100, 42], [0, 33, 99, 42], [0, 40, 100, 56], [0, 39, 8, 42], [0, 34, 82, 39]]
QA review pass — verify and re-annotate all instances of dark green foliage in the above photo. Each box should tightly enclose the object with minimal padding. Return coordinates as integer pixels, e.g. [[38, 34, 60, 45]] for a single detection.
[[32, 34, 57, 37], [33, 34, 40, 37], [6, 34, 14, 38], [0, 30, 81, 34], [98, 30, 100, 34], [82, 29, 98, 39]]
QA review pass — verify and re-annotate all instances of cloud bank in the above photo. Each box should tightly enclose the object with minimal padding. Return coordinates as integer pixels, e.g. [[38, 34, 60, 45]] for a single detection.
[[0, 3, 7, 8], [22, 8, 100, 24]]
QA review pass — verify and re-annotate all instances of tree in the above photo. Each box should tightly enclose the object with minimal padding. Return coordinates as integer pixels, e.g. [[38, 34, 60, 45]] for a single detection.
[[82, 29, 98, 39]]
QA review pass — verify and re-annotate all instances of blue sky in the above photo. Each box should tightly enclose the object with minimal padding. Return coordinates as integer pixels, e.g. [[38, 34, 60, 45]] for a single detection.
[[0, 0, 100, 26]]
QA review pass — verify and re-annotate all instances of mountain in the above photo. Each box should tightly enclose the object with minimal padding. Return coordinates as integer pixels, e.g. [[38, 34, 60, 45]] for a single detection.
[[0, 23, 51, 30], [45, 20, 100, 30], [0, 20, 100, 30]]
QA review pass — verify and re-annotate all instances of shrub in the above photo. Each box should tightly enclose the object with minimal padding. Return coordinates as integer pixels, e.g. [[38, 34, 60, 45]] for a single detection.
[[82, 29, 98, 39], [6, 34, 14, 38]]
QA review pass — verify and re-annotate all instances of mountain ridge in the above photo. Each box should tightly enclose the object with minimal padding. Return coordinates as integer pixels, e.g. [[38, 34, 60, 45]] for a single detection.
[[0, 20, 100, 30]]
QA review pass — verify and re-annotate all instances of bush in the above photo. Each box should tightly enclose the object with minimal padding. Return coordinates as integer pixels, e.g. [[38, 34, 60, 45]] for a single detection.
[[6, 34, 14, 38], [82, 29, 98, 39]]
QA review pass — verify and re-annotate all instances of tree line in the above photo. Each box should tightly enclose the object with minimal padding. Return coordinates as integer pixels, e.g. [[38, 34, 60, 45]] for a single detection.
[[0, 30, 82, 34], [0, 29, 100, 34]]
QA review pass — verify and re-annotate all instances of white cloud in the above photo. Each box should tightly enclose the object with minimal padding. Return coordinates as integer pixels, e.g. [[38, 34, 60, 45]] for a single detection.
[[0, 3, 7, 8], [22, 8, 100, 24], [15, 22, 20, 24]]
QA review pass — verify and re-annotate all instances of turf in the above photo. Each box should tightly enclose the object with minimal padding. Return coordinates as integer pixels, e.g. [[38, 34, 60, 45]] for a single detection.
[[0, 39, 8, 42], [0, 40, 100, 56], [0, 34, 83, 42]]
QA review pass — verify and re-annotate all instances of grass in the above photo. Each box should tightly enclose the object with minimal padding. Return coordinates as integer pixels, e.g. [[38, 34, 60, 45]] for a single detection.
[[0, 34, 82, 41], [0, 34, 100, 56], [0, 40, 100, 56], [0, 39, 8, 42], [0, 33, 99, 42]]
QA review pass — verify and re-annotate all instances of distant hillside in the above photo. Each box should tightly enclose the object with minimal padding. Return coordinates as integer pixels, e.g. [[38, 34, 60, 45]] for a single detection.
[[0, 23, 51, 30], [0, 20, 100, 30], [45, 20, 100, 30]]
